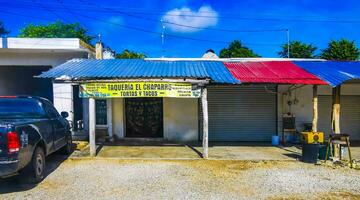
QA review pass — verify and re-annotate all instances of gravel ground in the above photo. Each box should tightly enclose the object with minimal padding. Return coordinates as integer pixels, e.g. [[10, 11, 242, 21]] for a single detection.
[[1, 155, 360, 200]]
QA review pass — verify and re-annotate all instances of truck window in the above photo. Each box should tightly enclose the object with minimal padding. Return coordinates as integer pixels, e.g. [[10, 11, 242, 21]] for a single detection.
[[43, 101, 60, 118], [0, 98, 46, 118]]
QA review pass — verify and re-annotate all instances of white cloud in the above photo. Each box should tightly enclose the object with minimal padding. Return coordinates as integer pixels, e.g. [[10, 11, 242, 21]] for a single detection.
[[162, 5, 218, 33], [91, 16, 124, 35]]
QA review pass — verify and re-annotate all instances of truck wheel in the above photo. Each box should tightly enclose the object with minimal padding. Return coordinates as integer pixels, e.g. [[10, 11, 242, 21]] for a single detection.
[[60, 135, 72, 155], [29, 147, 46, 183]]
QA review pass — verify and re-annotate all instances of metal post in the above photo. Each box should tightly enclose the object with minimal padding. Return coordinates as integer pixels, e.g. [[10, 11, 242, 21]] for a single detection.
[[107, 99, 113, 142], [286, 29, 290, 58], [89, 97, 96, 156], [312, 85, 318, 132], [201, 87, 209, 159]]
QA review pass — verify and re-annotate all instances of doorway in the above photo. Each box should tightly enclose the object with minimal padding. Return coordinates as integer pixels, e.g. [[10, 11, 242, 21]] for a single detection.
[[72, 85, 83, 131], [125, 98, 163, 138]]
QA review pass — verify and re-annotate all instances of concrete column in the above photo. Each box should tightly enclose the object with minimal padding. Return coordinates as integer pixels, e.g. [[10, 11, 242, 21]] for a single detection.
[[89, 97, 96, 156], [95, 42, 103, 59], [201, 87, 209, 159], [107, 99, 113, 142]]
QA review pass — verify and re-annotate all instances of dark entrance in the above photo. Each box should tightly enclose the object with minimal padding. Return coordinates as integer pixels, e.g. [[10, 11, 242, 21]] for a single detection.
[[72, 85, 83, 131], [0, 66, 53, 101], [125, 98, 163, 138]]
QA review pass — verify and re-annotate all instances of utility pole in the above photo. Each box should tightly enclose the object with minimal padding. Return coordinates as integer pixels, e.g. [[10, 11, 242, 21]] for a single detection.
[[161, 19, 166, 58], [286, 29, 290, 58]]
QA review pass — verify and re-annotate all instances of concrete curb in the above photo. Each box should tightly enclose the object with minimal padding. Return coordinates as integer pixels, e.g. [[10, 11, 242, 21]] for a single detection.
[[67, 156, 299, 162]]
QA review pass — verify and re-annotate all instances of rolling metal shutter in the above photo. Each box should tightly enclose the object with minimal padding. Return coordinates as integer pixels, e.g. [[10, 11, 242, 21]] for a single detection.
[[201, 85, 276, 142], [318, 96, 360, 141]]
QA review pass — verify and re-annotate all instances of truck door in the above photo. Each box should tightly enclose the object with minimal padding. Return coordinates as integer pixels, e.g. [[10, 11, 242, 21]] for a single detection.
[[43, 101, 67, 150]]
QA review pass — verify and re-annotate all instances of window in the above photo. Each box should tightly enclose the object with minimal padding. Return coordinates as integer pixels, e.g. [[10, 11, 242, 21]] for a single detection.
[[96, 100, 107, 125], [0, 98, 46, 118], [43, 101, 60, 118]]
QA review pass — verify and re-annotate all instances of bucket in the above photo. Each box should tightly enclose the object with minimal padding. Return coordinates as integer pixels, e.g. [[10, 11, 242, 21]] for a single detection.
[[272, 135, 280, 146], [286, 134, 296, 143], [302, 143, 320, 163]]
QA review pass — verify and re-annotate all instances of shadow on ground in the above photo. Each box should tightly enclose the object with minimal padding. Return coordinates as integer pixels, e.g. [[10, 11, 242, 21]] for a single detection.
[[0, 146, 74, 194]]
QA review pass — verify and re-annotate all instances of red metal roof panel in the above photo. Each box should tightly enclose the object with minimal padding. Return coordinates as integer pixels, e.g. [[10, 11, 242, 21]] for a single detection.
[[223, 61, 327, 85]]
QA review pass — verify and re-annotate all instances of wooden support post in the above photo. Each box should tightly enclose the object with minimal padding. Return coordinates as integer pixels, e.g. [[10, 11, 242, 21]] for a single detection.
[[312, 85, 318, 132], [89, 97, 96, 157], [201, 87, 209, 159], [107, 99, 113, 142], [332, 86, 341, 158]]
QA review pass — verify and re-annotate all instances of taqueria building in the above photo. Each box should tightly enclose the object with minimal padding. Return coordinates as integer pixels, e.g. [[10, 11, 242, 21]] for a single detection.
[[38, 57, 360, 157]]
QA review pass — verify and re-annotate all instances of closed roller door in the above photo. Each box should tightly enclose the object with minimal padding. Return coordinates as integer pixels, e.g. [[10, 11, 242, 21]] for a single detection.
[[0, 66, 53, 101], [202, 85, 276, 142], [318, 96, 360, 141]]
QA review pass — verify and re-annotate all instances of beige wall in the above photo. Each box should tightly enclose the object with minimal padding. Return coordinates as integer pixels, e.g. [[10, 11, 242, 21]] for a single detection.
[[110, 97, 199, 142], [277, 84, 360, 133], [112, 98, 125, 139], [163, 98, 199, 142]]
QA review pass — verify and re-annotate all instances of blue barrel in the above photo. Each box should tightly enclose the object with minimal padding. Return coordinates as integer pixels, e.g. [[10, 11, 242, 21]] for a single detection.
[[272, 135, 280, 146]]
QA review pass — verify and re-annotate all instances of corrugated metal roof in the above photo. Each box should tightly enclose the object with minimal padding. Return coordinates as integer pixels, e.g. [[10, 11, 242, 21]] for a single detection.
[[38, 59, 240, 84], [223, 61, 327, 85], [293, 61, 360, 87]]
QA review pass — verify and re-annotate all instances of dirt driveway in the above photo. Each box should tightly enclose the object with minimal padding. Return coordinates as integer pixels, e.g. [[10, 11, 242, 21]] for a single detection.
[[1, 155, 360, 200]]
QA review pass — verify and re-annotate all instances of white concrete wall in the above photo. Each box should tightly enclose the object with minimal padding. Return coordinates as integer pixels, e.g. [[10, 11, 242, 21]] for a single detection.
[[0, 51, 88, 67], [163, 98, 198, 142], [0, 38, 82, 49], [277, 84, 360, 134], [101, 97, 199, 142], [53, 83, 74, 123], [112, 98, 125, 139]]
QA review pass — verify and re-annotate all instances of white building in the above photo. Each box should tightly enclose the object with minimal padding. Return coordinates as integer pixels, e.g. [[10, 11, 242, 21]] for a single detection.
[[0, 38, 95, 132]]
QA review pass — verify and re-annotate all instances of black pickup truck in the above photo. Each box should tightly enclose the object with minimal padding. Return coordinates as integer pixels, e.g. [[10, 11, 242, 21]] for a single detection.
[[0, 96, 72, 182]]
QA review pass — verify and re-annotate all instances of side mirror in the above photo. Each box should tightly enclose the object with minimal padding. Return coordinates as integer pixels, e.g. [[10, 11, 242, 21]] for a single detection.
[[61, 111, 69, 118]]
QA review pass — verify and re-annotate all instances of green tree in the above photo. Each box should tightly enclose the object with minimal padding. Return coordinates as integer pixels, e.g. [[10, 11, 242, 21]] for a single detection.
[[220, 40, 260, 58], [19, 21, 94, 44], [116, 49, 146, 59], [278, 41, 317, 58], [320, 39, 360, 61], [0, 21, 10, 36]]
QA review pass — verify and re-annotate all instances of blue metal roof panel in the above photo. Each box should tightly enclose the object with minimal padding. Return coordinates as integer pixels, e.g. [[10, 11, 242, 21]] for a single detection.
[[293, 61, 360, 87], [38, 59, 239, 84]]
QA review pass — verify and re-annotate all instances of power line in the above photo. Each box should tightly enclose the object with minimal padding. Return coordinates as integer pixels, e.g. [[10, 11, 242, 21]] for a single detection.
[[32, 0, 72, 23], [1, 1, 288, 33], [2, 0, 360, 23], [70, 11, 282, 46], [77, 0, 287, 33], [0, 6, 283, 46]]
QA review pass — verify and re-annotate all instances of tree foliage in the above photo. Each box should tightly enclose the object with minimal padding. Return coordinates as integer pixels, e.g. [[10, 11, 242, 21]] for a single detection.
[[0, 21, 10, 36], [278, 41, 317, 58], [18, 21, 94, 44], [320, 39, 360, 61], [116, 49, 146, 59], [220, 40, 260, 58]]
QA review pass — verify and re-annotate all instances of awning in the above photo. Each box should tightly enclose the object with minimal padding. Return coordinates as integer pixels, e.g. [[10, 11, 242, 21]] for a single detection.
[[223, 61, 327, 85], [293, 61, 360, 87], [38, 59, 240, 84]]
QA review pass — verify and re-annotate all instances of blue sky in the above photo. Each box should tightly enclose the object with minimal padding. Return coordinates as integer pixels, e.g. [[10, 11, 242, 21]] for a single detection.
[[1, 0, 360, 57]]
